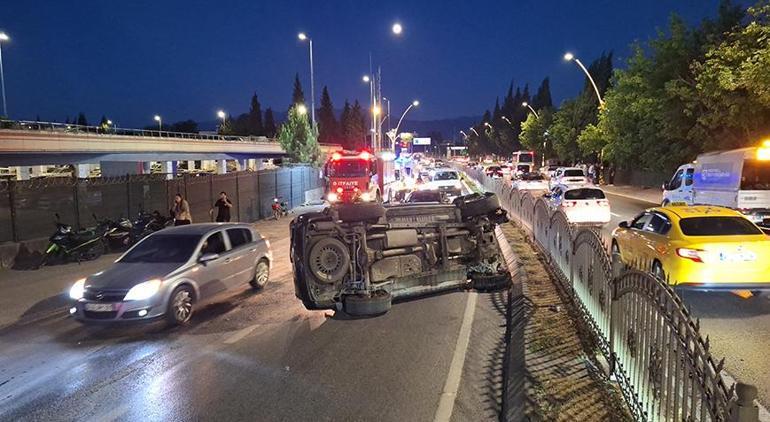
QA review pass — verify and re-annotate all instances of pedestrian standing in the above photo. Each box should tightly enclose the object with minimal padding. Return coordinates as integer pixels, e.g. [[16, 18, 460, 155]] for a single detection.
[[588, 163, 596, 184], [172, 194, 192, 226], [211, 191, 233, 222]]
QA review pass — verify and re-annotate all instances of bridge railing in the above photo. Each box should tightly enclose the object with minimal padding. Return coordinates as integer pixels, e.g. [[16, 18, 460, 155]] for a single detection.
[[463, 167, 760, 422], [0, 119, 275, 143]]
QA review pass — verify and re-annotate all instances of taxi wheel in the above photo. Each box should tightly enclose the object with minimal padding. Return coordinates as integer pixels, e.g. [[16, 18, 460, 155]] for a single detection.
[[652, 261, 666, 281]]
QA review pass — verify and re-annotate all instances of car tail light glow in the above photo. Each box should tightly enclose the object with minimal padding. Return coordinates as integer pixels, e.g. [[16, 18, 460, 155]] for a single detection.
[[563, 201, 577, 208], [331, 152, 342, 161], [359, 151, 371, 160], [676, 248, 704, 263], [597, 200, 609, 206]]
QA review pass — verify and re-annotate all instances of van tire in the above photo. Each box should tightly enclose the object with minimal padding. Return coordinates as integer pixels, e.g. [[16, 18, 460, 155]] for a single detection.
[[343, 291, 392, 316]]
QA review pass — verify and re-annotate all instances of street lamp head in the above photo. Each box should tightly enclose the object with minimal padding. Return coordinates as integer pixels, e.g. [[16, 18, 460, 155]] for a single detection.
[[522, 102, 528, 107], [362, 75, 370, 83], [296, 104, 307, 115], [107, 120, 112, 125], [372, 105, 381, 116], [217, 110, 226, 119], [0, 33, 9, 42], [153, 115, 161, 122], [297, 32, 308, 41], [564, 52, 574, 61], [484, 122, 492, 128], [392, 22, 403, 35], [412, 100, 420, 107]]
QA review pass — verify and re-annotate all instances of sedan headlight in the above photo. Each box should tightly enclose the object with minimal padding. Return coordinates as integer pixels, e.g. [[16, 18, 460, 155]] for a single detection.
[[124, 279, 162, 301], [69, 278, 86, 300]]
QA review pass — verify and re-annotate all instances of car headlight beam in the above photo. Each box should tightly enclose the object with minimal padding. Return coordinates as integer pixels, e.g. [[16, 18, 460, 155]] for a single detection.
[[124, 279, 162, 301], [69, 278, 86, 300]]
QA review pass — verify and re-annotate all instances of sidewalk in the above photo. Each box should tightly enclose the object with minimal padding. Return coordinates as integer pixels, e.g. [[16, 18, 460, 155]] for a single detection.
[[601, 184, 662, 205]]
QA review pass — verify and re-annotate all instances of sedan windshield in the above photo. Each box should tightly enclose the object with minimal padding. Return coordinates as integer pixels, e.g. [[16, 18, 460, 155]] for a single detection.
[[564, 188, 605, 200], [679, 217, 762, 236], [120, 234, 201, 263]]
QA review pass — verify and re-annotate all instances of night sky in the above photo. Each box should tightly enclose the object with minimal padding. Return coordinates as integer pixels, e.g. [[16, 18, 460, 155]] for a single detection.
[[2, 0, 733, 127]]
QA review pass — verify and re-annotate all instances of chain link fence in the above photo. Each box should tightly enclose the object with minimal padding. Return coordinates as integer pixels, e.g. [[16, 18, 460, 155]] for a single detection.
[[0, 166, 322, 244], [464, 168, 759, 422]]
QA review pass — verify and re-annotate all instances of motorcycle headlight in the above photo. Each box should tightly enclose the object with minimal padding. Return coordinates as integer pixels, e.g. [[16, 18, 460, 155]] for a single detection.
[[124, 279, 162, 301], [69, 278, 86, 300], [327, 192, 338, 203]]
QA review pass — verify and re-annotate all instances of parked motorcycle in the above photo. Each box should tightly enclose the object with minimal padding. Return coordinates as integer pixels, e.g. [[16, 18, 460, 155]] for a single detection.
[[101, 215, 134, 251], [130, 210, 172, 243], [272, 198, 288, 220], [38, 214, 108, 268]]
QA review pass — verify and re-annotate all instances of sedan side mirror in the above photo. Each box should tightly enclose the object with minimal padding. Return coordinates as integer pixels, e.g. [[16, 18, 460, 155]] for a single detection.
[[543, 193, 551, 199], [199, 253, 219, 263], [618, 221, 629, 229], [661, 182, 668, 191]]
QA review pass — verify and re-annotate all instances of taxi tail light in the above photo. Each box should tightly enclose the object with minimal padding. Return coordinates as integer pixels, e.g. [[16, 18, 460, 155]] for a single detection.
[[676, 248, 704, 263], [597, 200, 609, 207], [563, 201, 577, 208]]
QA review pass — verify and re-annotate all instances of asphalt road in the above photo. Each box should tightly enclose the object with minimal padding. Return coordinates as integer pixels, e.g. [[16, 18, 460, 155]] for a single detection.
[[603, 191, 770, 410], [0, 194, 510, 421]]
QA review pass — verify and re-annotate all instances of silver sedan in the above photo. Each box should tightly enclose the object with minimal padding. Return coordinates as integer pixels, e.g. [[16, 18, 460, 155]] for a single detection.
[[68, 223, 272, 325]]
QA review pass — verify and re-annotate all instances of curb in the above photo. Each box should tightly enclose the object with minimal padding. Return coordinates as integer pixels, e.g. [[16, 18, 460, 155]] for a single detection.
[[602, 188, 659, 206]]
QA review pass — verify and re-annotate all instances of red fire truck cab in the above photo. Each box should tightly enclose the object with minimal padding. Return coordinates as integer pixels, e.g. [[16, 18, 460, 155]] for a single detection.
[[323, 150, 396, 204]]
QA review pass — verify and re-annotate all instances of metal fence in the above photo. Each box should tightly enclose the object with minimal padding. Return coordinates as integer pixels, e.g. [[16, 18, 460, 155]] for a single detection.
[[0, 166, 322, 244], [0, 119, 272, 142], [465, 168, 758, 422]]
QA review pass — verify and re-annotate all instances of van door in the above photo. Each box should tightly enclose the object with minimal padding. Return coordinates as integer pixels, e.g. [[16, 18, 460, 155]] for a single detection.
[[663, 167, 685, 205], [681, 167, 695, 205]]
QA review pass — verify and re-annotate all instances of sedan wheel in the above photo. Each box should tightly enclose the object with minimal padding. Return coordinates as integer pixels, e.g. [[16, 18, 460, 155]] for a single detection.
[[166, 286, 194, 325], [250, 260, 270, 290]]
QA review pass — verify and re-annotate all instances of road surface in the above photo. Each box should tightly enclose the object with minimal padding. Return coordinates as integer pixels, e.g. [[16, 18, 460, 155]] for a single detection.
[[0, 195, 511, 421]]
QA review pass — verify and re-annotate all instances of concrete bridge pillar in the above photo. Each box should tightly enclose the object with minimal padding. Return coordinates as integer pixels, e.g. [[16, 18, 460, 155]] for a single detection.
[[164, 161, 176, 180], [187, 160, 196, 172], [30, 166, 47, 178], [14, 166, 30, 181], [237, 159, 247, 171], [76, 164, 90, 179], [217, 160, 227, 174], [247, 159, 256, 171], [141, 161, 151, 174]]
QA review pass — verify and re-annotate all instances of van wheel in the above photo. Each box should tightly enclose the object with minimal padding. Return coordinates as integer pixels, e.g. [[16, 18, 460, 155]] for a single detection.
[[343, 291, 392, 316], [250, 259, 270, 290], [166, 285, 195, 326]]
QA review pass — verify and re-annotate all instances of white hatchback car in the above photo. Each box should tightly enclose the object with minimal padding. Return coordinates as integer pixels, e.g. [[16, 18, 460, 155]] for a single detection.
[[549, 167, 590, 189], [512, 172, 549, 193], [546, 185, 611, 226]]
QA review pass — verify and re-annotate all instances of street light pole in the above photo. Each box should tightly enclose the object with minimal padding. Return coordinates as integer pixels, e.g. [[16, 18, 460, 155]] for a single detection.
[[0, 32, 10, 117], [298, 33, 316, 128], [469, 127, 480, 137], [392, 100, 419, 150], [522, 102, 539, 118], [154, 115, 162, 131], [564, 52, 604, 106]]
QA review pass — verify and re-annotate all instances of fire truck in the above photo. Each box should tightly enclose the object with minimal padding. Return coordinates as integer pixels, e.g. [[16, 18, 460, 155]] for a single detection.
[[323, 150, 396, 203]]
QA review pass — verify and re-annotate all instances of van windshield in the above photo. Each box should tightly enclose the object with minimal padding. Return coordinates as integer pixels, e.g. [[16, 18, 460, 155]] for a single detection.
[[328, 159, 369, 177], [741, 159, 770, 190], [518, 153, 534, 163]]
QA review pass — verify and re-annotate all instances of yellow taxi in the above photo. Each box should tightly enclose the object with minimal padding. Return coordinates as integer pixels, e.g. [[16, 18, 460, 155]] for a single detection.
[[611, 206, 770, 291]]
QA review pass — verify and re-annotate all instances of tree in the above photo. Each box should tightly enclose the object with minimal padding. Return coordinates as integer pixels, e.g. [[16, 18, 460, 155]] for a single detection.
[[218, 114, 234, 135], [169, 119, 198, 133], [519, 109, 554, 162], [248, 93, 264, 135], [531, 78, 553, 110], [317, 86, 339, 144], [292, 73, 305, 106], [76, 112, 88, 126], [339, 100, 353, 149], [264, 108, 277, 137], [344, 100, 367, 149], [278, 104, 320, 163]]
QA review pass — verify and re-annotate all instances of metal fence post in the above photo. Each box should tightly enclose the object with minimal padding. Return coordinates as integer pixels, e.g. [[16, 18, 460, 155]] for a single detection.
[[73, 178, 81, 231], [126, 174, 131, 218], [235, 172, 241, 222], [731, 383, 759, 422], [8, 180, 17, 242]]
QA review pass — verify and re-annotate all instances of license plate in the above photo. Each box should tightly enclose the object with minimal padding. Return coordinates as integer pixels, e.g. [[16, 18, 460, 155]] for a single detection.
[[718, 251, 756, 262], [84, 303, 115, 312]]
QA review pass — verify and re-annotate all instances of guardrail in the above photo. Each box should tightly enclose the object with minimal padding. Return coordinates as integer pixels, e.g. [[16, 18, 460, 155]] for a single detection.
[[465, 168, 759, 422], [0, 119, 273, 143]]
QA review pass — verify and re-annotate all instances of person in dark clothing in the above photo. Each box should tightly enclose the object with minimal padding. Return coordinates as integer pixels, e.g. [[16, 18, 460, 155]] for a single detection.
[[211, 191, 233, 222]]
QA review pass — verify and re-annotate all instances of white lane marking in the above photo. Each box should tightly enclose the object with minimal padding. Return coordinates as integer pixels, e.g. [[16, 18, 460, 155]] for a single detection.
[[721, 370, 770, 421], [223, 324, 261, 345], [611, 212, 621, 217], [433, 292, 478, 422]]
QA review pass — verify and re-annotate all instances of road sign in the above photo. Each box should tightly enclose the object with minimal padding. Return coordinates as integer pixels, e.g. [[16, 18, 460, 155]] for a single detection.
[[413, 137, 431, 145]]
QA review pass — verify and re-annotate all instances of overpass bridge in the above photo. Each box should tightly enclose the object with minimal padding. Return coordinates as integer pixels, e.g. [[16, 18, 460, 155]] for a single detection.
[[0, 120, 340, 178]]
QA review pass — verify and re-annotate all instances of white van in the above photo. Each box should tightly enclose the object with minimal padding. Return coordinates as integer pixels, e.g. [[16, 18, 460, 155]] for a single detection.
[[662, 143, 770, 227]]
